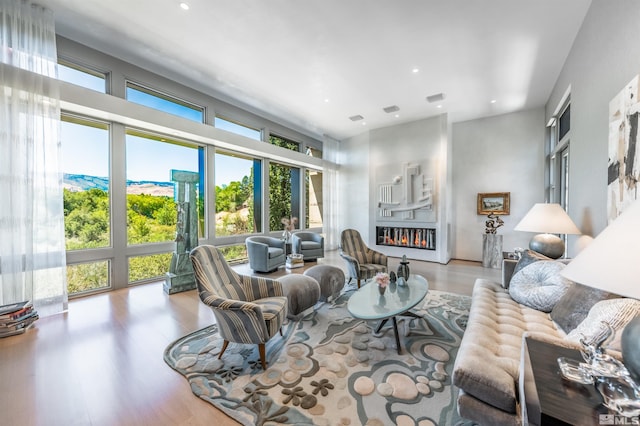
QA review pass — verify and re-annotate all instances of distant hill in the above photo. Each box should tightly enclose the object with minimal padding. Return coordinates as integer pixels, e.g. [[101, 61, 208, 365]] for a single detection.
[[64, 174, 174, 196]]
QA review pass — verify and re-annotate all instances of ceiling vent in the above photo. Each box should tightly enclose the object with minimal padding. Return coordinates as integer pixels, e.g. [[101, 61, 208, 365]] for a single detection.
[[383, 105, 400, 113], [426, 93, 446, 103], [349, 115, 364, 121]]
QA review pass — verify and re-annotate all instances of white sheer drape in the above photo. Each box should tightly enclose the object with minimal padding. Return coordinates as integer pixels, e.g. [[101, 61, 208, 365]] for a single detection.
[[0, 1, 67, 316], [322, 136, 340, 250]]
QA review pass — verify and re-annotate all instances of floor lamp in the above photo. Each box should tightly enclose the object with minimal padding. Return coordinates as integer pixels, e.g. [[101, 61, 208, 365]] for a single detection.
[[560, 199, 640, 382], [514, 203, 581, 259]]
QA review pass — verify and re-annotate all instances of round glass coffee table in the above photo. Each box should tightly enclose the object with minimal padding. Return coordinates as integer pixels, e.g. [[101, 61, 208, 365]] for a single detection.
[[347, 274, 429, 354]]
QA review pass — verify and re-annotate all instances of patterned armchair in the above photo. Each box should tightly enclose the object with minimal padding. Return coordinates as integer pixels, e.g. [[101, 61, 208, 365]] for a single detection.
[[291, 231, 324, 261], [340, 229, 388, 288], [190, 245, 288, 370]]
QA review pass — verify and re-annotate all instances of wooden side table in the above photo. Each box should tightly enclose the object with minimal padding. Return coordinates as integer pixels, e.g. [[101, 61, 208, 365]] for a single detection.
[[520, 337, 608, 425]]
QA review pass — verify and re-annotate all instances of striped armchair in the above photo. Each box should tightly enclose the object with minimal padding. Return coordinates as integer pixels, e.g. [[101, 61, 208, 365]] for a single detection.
[[190, 245, 288, 370], [340, 229, 388, 288]]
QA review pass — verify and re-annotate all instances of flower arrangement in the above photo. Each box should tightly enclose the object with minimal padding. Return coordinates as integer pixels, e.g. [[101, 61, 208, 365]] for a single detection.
[[281, 216, 298, 232], [281, 216, 298, 242], [375, 272, 390, 288]]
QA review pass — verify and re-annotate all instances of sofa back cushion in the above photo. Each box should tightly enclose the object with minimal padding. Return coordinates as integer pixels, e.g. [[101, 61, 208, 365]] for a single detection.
[[550, 283, 616, 334], [509, 260, 573, 312]]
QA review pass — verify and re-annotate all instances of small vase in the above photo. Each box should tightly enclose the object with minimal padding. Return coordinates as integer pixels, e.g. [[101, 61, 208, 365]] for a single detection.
[[397, 255, 410, 281], [378, 285, 386, 295]]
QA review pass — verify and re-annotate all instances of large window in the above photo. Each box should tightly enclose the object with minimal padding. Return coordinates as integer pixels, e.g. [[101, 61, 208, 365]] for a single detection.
[[306, 169, 323, 229], [214, 151, 262, 236], [269, 161, 300, 232], [126, 130, 204, 245], [215, 116, 261, 141], [58, 60, 107, 93], [61, 116, 110, 250], [550, 101, 571, 209], [126, 82, 204, 123], [270, 134, 300, 152]]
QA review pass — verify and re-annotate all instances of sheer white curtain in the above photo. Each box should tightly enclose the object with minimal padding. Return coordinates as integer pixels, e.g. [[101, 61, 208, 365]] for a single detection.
[[322, 136, 340, 250], [0, 1, 67, 316]]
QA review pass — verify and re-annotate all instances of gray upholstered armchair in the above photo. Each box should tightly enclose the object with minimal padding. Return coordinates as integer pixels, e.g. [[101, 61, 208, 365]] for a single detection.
[[340, 228, 388, 288], [245, 236, 286, 273], [190, 245, 288, 370], [291, 231, 324, 261]]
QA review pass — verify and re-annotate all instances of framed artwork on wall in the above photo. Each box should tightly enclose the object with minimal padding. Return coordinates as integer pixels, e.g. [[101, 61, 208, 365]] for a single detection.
[[477, 192, 510, 215]]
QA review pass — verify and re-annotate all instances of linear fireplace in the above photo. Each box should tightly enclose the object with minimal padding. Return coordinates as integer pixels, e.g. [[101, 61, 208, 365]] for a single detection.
[[376, 226, 436, 250]]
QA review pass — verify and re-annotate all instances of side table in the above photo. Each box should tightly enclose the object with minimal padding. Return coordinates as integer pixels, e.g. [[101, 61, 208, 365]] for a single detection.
[[520, 337, 608, 425]]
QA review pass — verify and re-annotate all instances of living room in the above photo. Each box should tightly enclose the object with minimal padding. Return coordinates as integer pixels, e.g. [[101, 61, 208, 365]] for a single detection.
[[2, 1, 640, 425]]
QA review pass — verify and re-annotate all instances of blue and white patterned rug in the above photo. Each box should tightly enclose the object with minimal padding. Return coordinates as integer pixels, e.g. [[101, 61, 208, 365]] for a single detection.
[[164, 287, 473, 426]]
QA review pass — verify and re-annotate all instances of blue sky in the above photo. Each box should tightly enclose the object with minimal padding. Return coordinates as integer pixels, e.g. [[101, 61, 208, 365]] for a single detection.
[[59, 67, 251, 184]]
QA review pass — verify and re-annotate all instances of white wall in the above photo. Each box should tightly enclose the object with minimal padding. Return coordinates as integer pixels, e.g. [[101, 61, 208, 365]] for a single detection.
[[452, 108, 545, 261], [339, 115, 450, 263], [546, 1, 640, 251]]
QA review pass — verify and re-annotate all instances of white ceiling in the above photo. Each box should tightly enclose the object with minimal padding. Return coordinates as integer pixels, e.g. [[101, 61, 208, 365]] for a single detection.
[[41, 0, 592, 141]]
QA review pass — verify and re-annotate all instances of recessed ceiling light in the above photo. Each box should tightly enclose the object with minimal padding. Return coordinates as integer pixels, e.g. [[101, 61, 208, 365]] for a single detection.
[[361, 122, 367, 126], [180, 2, 190, 10], [349, 115, 364, 122], [394, 114, 400, 118], [490, 99, 497, 104], [412, 68, 419, 73], [324, 99, 330, 103], [383, 105, 400, 113], [437, 105, 442, 109]]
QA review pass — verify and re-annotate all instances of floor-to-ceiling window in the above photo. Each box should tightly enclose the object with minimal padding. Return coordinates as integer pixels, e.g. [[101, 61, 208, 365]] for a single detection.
[[56, 44, 323, 294], [61, 115, 111, 295]]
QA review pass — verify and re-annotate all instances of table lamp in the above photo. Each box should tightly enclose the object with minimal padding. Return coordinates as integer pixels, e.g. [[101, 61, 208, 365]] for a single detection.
[[560, 199, 640, 382], [514, 203, 581, 259]]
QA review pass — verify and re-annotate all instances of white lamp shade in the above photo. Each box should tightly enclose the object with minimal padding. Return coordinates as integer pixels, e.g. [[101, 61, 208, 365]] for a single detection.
[[514, 203, 581, 235], [560, 199, 640, 298]]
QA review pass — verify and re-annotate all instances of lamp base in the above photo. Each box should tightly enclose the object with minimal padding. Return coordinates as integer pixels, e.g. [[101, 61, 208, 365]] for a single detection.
[[529, 233, 565, 259], [622, 316, 640, 384]]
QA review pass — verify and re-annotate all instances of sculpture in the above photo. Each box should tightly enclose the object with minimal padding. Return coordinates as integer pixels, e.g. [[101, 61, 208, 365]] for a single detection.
[[484, 213, 504, 234], [164, 170, 200, 294]]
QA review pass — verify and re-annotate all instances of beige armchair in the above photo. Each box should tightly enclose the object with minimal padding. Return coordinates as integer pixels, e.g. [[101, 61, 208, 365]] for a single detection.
[[190, 245, 288, 369], [339, 228, 388, 288]]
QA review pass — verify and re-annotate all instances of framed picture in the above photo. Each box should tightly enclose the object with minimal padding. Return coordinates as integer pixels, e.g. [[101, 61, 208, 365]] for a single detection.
[[477, 192, 510, 215]]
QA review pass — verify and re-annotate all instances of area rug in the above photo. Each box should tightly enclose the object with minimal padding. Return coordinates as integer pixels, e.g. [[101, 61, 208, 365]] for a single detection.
[[164, 287, 474, 426]]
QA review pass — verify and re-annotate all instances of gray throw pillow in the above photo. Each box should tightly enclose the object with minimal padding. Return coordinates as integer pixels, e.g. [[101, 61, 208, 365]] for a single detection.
[[509, 249, 552, 287], [509, 260, 573, 312], [550, 283, 615, 334]]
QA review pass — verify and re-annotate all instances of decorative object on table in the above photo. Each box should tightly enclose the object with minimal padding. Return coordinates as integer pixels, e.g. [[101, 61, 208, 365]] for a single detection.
[[397, 254, 410, 282], [389, 271, 397, 283], [281, 216, 298, 243], [561, 199, 640, 385], [514, 203, 581, 259], [608, 75, 640, 224], [482, 213, 504, 268], [285, 253, 304, 269], [477, 192, 510, 215], [375, 272, 390, 295], [165, 289, 471, 426], [164, 170, 199, 294]]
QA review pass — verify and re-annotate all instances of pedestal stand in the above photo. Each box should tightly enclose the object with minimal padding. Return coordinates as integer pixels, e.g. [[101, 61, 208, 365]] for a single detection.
[[482, 234, 503, 269]]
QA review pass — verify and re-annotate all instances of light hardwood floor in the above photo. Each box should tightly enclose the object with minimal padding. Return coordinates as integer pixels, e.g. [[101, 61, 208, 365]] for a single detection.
[[0, 251, 501, 426]]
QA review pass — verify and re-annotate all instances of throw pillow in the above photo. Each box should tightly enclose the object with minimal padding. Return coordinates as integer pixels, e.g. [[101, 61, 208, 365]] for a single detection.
[[509, 260, 573, 312], [550, 283, 616, 334], [567, 298, 640, 351], [509, 249, 552, 287]]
